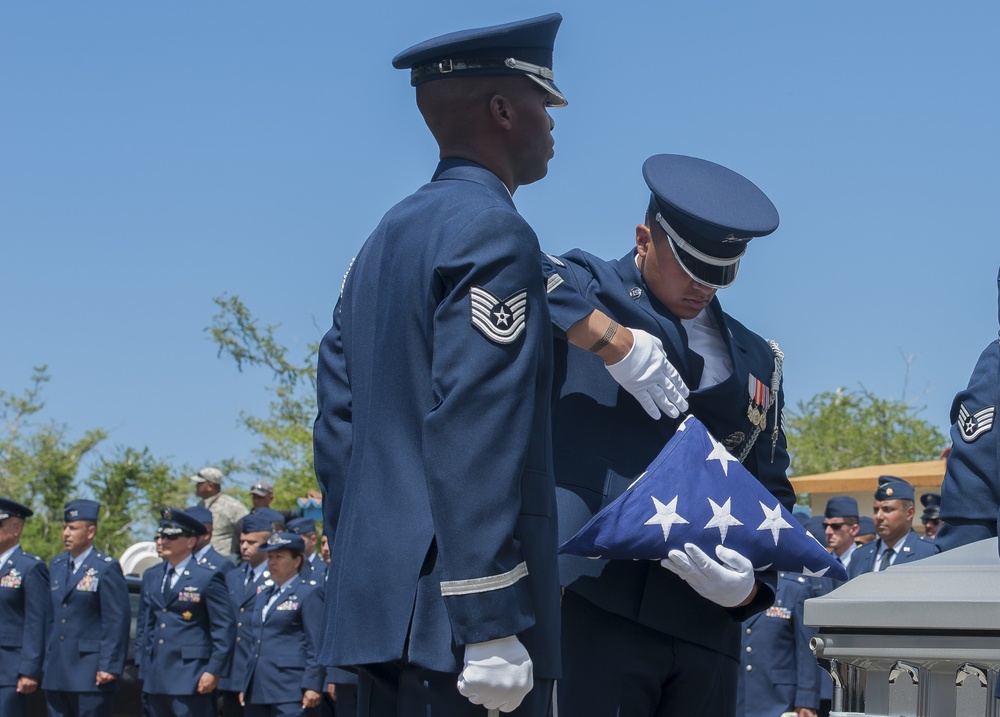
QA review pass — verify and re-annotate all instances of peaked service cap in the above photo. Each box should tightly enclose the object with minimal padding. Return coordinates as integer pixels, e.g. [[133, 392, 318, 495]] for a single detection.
[[644, 154, 779, 288], [392, 13, 567, 107]]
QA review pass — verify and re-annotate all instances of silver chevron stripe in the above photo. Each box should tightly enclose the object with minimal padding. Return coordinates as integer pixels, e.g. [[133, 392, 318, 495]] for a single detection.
[[470, 287, 528, 344], [546, 274, 564, 293], [958, 403, 995, 443], [440, 562, 529, 597]]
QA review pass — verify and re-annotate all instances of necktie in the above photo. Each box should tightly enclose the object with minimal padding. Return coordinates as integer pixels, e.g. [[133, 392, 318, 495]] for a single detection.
[[162, 566, 175, 596], [67, 559, 75, 583], [879, 548, 895, 571], [244, 563, 253, 586]]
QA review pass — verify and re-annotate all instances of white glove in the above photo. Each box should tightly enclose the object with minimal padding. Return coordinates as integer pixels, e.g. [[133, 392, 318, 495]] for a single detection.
[[660, 543, 755, 608], [457, 636, 533, 713], [605, 328, 689, 419]]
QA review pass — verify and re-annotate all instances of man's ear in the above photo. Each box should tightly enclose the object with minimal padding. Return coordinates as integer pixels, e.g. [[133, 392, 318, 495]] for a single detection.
[[490, 93, 514, 129], [636, 223, 652, 256]]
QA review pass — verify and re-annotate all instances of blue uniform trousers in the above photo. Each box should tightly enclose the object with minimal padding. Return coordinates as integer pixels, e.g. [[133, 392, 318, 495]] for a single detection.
[[0, 686, 26, 717], [355, 663, 553, 717], [244, 703, 318, 717], [46, 689, 117, 717], [558, 591, 738, 717], [142, 692, 216, 717]]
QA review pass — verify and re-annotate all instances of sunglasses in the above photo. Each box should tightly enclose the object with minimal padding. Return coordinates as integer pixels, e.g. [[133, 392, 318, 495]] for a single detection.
[[823, 522, 848, 530]]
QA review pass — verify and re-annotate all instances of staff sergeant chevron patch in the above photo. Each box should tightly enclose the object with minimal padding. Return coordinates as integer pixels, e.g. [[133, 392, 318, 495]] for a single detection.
[[958, 403, 995, 443], [469, 286, 528, 345]]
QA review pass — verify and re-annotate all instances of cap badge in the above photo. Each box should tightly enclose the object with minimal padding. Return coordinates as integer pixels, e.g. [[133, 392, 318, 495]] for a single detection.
[[163, 509, 173, 520], [182, 611, 193, 621], [886, 487, 894, 496]]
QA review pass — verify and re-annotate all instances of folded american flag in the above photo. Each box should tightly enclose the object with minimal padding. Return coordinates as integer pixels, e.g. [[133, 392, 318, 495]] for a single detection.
[[559, 416, 847, 581]]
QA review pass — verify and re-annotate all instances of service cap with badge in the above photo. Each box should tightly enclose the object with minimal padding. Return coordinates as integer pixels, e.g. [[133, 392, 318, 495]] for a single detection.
[[64, 499, 100, 523], [259, 532, 305, 553], [874, 475, 915, 502], [157, 507, 208, 538]]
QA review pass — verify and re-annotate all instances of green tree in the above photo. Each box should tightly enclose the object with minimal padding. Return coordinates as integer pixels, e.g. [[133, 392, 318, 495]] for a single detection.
[[85, 446, 186, 556], [207, 294, 318, 507], [786, 387, 947, 476]]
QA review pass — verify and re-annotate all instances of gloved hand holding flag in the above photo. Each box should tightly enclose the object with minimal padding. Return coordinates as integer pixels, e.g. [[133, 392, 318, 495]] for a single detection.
[[559, 416, 847, 582]]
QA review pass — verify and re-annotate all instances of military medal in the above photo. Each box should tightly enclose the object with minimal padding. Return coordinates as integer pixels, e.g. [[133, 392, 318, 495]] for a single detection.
[[747, 374, 770, 430], [1, 568, 22, 589]]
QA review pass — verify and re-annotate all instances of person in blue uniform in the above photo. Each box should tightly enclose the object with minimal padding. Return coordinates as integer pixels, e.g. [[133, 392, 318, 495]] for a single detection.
[[136, 507, 235, 717], [221, 512, 275, 717], [543, 154, 795, 717], [285, 518, 322, 575], [188, 504, 237, 575], [313, 14, 571, 716], [736, 573, 820, 717], [240, 532, 324, 716], [846, 477, 938, 578], [919, 493, 943, 539], [43, 499, 130, 717], [823, 497, 860, 570], [937, 268, 1000, 552], [0, 497, 49, 717]]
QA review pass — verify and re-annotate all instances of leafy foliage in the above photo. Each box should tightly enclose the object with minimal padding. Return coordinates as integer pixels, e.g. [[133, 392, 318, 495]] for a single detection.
[[786, 387, 946, 476], [207, 294, 319, 507]]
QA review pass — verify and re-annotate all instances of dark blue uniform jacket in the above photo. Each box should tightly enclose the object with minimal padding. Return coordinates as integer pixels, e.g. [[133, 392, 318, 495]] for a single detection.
[[544, 248, 795, 659], [43, 550, 130, 692], [846, 530, 939, 578], [0, 546, 49, 685], [314, 159, 560, 677]]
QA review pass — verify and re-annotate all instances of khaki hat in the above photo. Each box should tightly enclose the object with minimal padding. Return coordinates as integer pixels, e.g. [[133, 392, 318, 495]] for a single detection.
[[190, 467, 224, 485]]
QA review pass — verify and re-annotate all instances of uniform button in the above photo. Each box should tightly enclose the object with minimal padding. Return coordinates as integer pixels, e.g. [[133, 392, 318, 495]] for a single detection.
[[162, 608, 167, 613], [158, 639, 164, 645], [60, 619, 66, 624], [236, 637, 241, 643], [745, 665, 752, 672], [239, 608, 245, 613], [160, 623, 166, 629], [745, 628, 751, 635], [59, 635, 65, 641], [62, 603, 67, 608], [745, 646, 752, 654]]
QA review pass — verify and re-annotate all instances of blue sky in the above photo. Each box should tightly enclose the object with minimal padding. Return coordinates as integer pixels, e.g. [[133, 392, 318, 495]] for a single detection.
[[3, 2, 998, 488]]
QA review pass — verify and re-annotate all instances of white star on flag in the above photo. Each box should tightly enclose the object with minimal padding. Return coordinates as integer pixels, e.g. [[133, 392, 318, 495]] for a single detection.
[[756, 501, 793, 545], [704, 497, 742, 543], [801, 565, 831, 578], [644, 496, 689, 541], [706, 433, 736, 475]]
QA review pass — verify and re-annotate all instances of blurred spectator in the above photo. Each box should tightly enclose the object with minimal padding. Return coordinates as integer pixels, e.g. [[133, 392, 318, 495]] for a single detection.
[[855, 516, 876, 546], [736, 572, 819, 717], [187, 504, 236, 575], [822, 497, 860, 569], [919, 493, 943, 539], [192, 467, 248, 558]]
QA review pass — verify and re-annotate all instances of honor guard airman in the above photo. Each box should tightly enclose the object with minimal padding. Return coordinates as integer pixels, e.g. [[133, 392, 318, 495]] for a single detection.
[[313, 13, 568, 716], [847, 476, 939, 578], [542, 154, 796, 716], [240, 532, 324, 716], [220, 512, 274, 717], [0, 497, 49, 717], [136, 507, 235, 717], [43, 499, 131, 717]]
